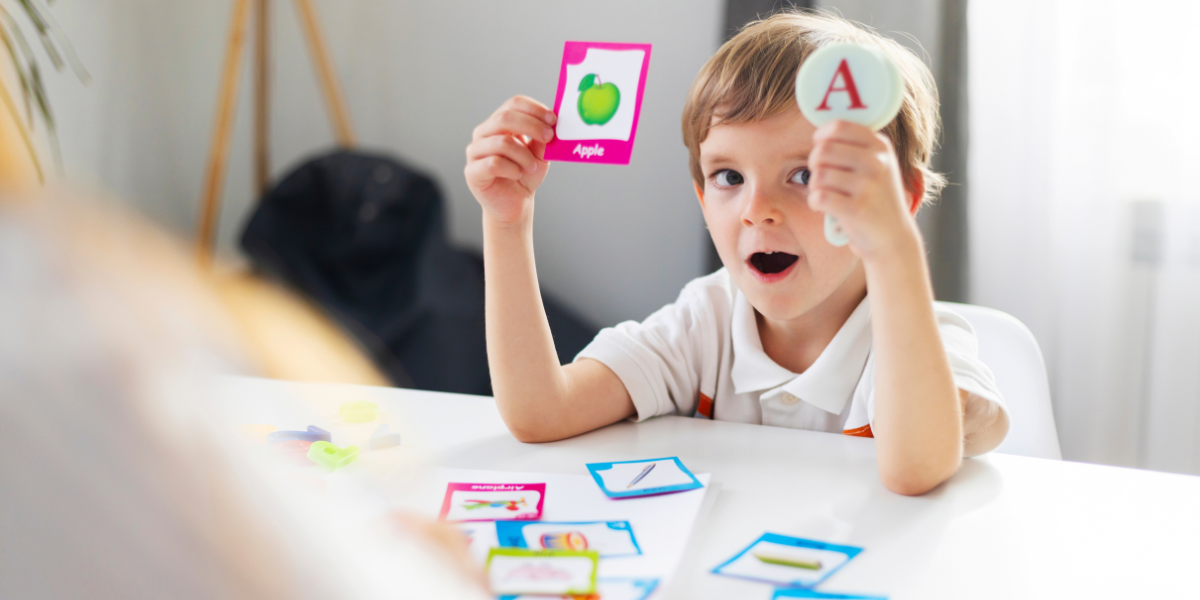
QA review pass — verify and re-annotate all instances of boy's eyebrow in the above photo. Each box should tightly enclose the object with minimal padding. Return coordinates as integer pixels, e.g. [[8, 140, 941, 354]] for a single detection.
[[701, 150, 811, 170], [700, 154, 736, 170]]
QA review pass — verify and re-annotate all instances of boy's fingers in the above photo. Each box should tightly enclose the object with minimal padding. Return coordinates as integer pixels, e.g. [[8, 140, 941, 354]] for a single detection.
[[468, 135, 539, 173], [502, 95, 558, 126], [474, 110, 555, 144], [465, 155, 524, 185], [813, 119, 880, 148], [810, 168, 862, 199], [810, 141, 876, 174], [808, 188, 852, 215]]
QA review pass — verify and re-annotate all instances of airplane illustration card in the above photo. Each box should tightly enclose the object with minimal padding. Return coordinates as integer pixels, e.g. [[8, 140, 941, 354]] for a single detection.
[[486, 548, 599, 596], [586, 456, 703, 499], [438, 482, 545, 522], [496, 520, 642, 557], [544, 40, 652, 165], [712, 533, 863, 589]]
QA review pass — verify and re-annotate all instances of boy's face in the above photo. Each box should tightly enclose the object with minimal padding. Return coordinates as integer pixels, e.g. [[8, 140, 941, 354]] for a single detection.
[[696, 105, 866, 322]]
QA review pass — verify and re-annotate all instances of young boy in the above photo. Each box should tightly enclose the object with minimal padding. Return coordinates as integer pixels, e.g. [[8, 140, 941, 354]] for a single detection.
[[463, 11, 1008, 496]]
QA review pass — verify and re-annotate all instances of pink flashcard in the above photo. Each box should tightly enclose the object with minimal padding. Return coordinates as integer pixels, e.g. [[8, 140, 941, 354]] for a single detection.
[[543, 41, 652, 165], [438, 482, 546, 522]]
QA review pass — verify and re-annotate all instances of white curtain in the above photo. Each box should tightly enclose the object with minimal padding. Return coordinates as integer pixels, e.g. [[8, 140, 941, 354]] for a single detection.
[[969, 0, 1200, 473]]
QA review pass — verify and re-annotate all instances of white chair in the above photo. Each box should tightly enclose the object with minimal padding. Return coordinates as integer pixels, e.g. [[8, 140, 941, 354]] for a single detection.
[[936, 302, 1062, 460]]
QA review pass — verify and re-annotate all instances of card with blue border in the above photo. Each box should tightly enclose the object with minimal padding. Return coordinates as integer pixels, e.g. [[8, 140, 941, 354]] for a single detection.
[[496, 520, 642, 557], [585, 456, 703, 499], [772, 589, 886, 599], [712, 533, 863, 588], [498, 577, 659, 600]]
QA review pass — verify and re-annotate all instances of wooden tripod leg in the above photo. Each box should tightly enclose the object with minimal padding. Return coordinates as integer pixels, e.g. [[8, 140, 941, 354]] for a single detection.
[[254, 0, 270, 195], [293, 0, 356, 147], [197, 0, 252, 267]]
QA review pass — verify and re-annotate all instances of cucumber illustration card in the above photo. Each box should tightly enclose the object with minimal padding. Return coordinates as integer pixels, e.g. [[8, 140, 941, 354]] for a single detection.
[[544, 40, 652, 165], [496, 520, 642, 557], [712, 533, 863, 589], [438, 482, 545, 522]]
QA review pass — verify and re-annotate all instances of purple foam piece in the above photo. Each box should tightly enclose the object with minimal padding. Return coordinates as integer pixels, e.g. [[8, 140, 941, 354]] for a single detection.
[[267, 425, 332, 445]]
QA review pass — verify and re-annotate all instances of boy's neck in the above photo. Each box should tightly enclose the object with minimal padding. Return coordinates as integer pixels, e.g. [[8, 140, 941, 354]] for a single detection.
[[755, 266, 868, 375]]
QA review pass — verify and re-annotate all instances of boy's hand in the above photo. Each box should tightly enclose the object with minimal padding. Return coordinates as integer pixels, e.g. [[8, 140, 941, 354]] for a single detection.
[[806, 120, 920, 260], [465, 96, 557, 227]]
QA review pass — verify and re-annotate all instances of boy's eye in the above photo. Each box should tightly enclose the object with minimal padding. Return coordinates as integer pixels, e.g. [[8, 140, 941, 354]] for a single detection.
[[714, 169, 744, 187], [791, 168, 811, 185]]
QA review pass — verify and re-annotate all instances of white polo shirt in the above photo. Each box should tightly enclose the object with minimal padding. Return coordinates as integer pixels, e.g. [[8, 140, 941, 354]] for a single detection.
[[577, 269, 1010, 457]]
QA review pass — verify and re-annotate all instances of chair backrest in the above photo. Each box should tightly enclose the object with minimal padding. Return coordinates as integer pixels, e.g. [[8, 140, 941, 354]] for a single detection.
[[936, 302, 1062, 460]]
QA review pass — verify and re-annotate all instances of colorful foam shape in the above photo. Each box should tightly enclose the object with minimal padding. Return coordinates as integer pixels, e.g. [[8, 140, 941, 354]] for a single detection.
[[237, 424, 277, 444], [273, 440, 314, 465], [339, 400, 378, 423], [369, 423, 401, 449], [307, 441, 360, 471], [266, 425, 331, 445]]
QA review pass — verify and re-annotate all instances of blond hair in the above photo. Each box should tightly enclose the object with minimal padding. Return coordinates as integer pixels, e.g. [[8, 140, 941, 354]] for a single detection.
[[682, 10, 946, 204]]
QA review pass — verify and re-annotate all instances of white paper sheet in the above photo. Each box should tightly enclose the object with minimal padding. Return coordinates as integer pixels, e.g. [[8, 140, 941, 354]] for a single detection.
[[435, 468, 709, 591]]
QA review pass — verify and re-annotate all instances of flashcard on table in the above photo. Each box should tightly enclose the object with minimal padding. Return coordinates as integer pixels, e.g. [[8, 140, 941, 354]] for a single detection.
[[773, 589, 887, 599], [544, 41, 652, 165], [496, 520, 642, 557], [439, 482, 545, 522], [456, 522, 500, 565], [498, 577, 659, 600], [586, 456, 703, 499], [486, 548, 599, 596], [713, 533, 862, 588]]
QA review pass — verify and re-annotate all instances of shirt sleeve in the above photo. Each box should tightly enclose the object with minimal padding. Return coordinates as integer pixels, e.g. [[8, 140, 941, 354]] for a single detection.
[[574, 280, 716, 422], [863, 307, 1011, 457], [936, 308, 1011, 457]]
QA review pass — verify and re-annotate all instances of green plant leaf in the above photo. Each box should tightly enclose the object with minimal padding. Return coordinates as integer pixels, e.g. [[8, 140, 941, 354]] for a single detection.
[[578, 73, 597, 92]]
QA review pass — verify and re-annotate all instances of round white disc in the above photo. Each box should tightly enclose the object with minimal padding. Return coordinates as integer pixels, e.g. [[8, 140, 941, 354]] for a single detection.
[[795, 42, 903, 132]]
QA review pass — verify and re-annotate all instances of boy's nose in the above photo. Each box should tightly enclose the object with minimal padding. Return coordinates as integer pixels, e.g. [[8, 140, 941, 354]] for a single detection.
[[741, 185, 782, 227]]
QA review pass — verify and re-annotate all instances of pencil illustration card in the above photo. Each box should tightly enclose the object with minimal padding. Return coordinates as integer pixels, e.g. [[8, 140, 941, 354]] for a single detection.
[[486, 548, 599, 596], [496, 520, 642, 557], [712, 533, 863, 588], [438, 482, 545, 522], [544, 40, 652, 165], [585, 456, 702, 499]]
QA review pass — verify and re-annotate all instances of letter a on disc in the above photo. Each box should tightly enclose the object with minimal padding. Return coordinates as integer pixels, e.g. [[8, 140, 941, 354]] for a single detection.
[[796, 43, 903, 132], [796, 43, 904, 246]]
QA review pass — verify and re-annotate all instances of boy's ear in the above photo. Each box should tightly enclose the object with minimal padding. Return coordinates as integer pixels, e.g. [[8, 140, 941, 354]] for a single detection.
[[907, 170, 925, 216], [693, 181, 705, 209]]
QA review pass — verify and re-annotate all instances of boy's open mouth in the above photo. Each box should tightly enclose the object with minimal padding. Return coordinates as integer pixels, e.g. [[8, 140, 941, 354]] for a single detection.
[[749, 251, 799, 275]]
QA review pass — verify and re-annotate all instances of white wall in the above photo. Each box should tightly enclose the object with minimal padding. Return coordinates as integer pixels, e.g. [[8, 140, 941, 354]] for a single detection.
[[815, 0, 942, 74], [44, 0, 723, 327]]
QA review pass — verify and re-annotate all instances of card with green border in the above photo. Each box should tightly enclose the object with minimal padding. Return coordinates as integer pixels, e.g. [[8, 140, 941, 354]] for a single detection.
[[485, 547, 599, 596]]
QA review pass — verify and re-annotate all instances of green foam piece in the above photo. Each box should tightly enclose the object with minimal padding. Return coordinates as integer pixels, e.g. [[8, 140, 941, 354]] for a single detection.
[[307, 441, 360, 471]]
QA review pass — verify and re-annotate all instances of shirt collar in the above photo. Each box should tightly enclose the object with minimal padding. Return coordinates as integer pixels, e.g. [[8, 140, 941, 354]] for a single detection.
[[730, 290, 873, 415]]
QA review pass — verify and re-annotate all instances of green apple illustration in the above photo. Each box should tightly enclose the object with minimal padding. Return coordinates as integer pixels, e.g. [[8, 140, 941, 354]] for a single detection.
[[577, 74, 620, 125]]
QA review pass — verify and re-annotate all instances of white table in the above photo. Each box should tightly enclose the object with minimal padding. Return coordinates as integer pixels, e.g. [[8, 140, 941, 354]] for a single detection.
[[221, 377, 1200, 599]]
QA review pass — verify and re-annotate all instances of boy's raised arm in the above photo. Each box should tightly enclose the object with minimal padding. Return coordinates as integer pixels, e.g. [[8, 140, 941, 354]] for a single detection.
[[807, 120, 964, 495], [465, 96, 636, 442]]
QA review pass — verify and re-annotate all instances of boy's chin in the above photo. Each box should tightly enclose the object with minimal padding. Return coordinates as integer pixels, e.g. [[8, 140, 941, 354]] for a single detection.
[[747, 294, 813, 322], [737, 280, 814, 321]]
